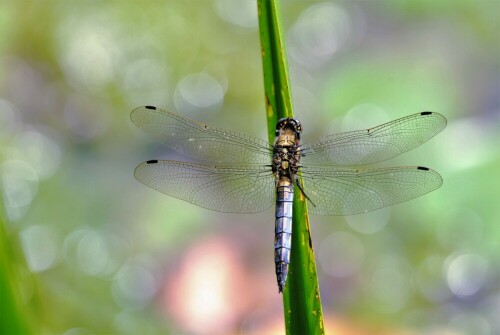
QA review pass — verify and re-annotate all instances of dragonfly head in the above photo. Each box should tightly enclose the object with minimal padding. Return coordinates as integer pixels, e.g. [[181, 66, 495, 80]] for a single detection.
[[275, 118, 302, 140]]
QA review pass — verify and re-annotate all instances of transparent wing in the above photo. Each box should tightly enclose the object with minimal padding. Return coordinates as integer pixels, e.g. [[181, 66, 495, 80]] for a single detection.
[[300, 112, 447, 166], [131, 106, 273, 164], [300, 166, 443, 215], [134, 160, 275, 213]]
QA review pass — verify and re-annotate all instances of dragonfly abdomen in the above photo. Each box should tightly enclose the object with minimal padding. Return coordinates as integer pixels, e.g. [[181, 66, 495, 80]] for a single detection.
[[274, 177, 293, 293]]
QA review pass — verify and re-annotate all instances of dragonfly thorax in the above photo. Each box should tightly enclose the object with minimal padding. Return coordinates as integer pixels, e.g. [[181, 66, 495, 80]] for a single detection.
[[273, 119, 302, 179]]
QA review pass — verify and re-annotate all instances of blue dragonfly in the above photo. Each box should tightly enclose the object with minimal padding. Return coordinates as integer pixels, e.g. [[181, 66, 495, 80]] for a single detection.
[[131, 106, 446, 292]]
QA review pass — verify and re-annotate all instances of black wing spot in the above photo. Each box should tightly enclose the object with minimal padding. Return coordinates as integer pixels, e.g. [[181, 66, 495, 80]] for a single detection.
[[145, 106, 157, 110], [421, 111, 432, 115], [417, 166, 429, 171], [146, 160, 158, 164]]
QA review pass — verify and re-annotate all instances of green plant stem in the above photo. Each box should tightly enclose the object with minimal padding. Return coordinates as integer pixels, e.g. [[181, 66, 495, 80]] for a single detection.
[[257, 0, 293, 143], [0, 209, 31, 334], [257, 0, 325, 334]]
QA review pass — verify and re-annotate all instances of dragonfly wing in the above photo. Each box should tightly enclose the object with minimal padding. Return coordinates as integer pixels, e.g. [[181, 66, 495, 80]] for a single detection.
[[135, 160, 275, 213], [300, 112, 447, 166], [300, 166, 443, 215], [131, 106, 273, 164]]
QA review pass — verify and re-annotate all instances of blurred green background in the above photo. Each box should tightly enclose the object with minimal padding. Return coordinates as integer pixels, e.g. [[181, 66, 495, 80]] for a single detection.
[[1, 1, 499, 334]]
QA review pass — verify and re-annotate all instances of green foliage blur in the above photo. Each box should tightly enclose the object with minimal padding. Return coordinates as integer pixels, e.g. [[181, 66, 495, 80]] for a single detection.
[[0, 1, 498, 334]]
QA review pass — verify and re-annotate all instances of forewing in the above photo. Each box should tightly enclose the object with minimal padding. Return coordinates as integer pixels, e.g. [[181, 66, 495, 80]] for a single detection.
[[300, 166, 443, 215], [134, 160, 275, 213], [300, 112, 447, 166], [131, 106, 273, 164]]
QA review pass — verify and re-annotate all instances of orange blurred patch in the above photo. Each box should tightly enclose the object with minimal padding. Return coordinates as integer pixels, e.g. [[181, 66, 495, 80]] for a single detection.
[[160, 235, 254, 334]]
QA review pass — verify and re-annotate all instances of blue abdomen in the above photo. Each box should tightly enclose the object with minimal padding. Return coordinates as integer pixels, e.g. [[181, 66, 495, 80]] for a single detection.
[[275, 178, 293, 292]]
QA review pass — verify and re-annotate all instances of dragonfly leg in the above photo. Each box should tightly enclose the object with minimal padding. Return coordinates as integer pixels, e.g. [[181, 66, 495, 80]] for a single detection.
[[294, 176, 316, 207]]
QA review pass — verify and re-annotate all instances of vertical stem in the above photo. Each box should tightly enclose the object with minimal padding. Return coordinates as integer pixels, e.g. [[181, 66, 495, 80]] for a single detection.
[[0, 210, 32, 334], [257, 0, 293, 143], [257, 0, 325, 334]]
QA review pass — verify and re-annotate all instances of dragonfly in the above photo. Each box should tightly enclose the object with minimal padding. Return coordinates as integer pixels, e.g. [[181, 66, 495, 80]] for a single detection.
[[131, 106, 446, 293]]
